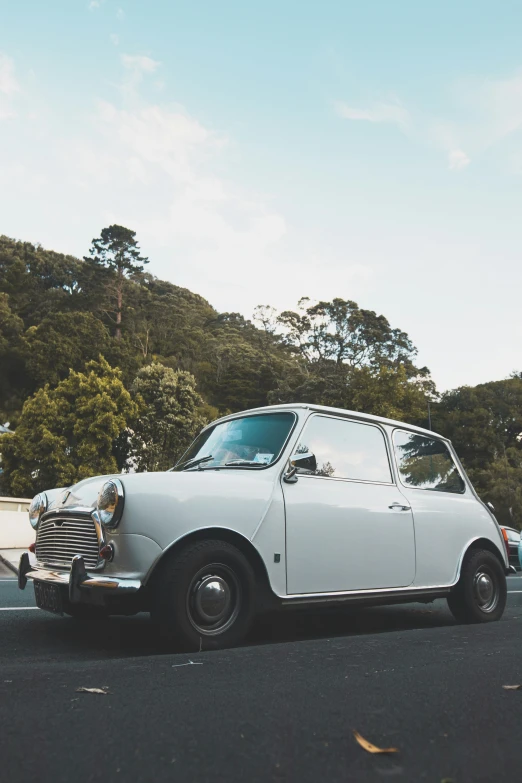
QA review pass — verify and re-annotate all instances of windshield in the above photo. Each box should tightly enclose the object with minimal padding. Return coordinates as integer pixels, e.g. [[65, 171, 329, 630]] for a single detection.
[[173, 412, 296, 471]]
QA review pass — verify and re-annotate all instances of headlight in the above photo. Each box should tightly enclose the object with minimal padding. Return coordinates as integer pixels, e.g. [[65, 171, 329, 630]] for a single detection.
[[97, 479, 124, 528], [29, 493, 47, 529]]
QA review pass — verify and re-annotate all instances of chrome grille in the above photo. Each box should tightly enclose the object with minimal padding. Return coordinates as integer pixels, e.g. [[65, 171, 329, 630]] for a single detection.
[[36, 516, 100, 570]]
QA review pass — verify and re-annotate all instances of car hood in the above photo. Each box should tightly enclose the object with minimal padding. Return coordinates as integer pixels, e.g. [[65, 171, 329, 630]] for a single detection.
[[47, 468, 277, 514]]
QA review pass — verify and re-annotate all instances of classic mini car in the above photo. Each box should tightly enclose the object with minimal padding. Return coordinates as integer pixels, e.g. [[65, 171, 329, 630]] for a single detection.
[[19, 404, 510, 650]]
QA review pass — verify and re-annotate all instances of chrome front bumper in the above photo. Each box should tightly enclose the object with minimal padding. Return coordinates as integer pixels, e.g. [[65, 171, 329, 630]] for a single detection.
[[18, 552, 141, 603]]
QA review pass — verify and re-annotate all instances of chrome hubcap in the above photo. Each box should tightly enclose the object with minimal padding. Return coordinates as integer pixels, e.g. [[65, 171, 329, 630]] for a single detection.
[[187, 564, 241, 636], [473, 568, 498, 612], [194, 577, 231, 623]]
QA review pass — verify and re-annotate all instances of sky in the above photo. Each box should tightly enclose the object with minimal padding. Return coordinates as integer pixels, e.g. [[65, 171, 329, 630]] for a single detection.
[[1, 0, 521, 391]]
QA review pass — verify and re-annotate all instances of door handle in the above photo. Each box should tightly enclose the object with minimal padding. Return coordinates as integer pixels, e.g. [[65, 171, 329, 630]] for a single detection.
[[389, 503, 411, 511]]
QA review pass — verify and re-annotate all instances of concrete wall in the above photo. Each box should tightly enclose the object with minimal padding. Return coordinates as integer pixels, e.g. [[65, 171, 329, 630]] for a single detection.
[[0, 497, 34, 548]]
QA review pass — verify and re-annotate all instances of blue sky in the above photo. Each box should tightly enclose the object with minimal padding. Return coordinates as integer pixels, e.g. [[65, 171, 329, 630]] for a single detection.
[[1, 0, 521, 390]]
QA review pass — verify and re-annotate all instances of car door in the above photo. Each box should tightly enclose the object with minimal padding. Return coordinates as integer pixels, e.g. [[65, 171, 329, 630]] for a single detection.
[[283, 414, 416, 595], [391, 429, 497, 587]]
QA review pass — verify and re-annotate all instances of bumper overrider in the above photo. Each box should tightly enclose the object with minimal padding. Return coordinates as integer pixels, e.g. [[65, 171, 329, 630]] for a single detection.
[[19, 552, 141, 604]]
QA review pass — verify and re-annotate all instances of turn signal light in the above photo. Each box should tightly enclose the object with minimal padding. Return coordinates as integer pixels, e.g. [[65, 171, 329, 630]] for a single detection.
[[501, 527, 510, 559], [28, 542, 36, 553], [100, 544, 114, 562]]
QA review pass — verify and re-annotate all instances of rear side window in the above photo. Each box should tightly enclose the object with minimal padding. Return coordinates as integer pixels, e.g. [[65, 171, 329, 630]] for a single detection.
[[393, 431, 465, 494], [294, 415, 392, 483]]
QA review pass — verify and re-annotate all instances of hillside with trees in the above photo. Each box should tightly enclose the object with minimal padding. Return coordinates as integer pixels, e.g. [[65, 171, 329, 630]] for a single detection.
[[0, 228, 520, 527]]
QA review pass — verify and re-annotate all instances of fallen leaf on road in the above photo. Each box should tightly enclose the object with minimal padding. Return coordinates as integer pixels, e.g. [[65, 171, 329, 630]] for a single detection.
[[502, 685, 521, 690], [76, 687, 109, 695], [353, 730, 398, 754]]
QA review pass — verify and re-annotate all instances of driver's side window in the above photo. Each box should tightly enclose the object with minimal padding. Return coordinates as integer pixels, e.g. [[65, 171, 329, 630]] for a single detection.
[[295, 415, 392, 483]]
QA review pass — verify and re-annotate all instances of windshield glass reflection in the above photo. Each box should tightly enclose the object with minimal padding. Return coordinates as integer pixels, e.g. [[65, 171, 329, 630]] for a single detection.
[[172, 412, 295, 470]]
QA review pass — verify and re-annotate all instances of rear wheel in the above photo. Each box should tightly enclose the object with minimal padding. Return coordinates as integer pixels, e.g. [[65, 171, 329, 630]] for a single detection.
[[150, 539, 256, 651], [447, 549, 507, 624]]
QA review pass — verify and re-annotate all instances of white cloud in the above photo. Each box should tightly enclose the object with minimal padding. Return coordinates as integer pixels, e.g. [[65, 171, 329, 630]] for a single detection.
[[97, 100, 217, 181], [110, 34, 119, 47], [478, 72, 522, 143], [335, 99, 409, 129], [88, 1, 101, 9], [0, 53, 19, 96], [0, 52, 374, 318], [116, 7, 125, 19], [448, 148, 470, 170], [86, 93, 294, 305], [121, 54, 159, 75], [432, 70, 522, 170], [0, 53, 19, 119], [120, 54, 160, 94]]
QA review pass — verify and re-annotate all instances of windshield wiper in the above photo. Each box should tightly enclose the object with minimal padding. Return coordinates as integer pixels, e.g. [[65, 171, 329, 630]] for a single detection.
[[224, 459, 266, 467], [178, 454, 214, 471]]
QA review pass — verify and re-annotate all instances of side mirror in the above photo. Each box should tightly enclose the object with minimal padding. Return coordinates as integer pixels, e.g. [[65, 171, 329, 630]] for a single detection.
[[283, 451, 317, 483], [291, 452, 317, 473]]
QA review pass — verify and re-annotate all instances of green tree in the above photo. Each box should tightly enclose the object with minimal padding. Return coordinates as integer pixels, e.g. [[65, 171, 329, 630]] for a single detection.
[[0, 357, 138, 495], [435, 378, 522, 526], [194, 310, 297, 413], [277, 297, 422, 372], [84, 225, 148, 340], [0, 386, 75, 495], [129, 363, 206, 472], [23, 311, 110, 387], [0, 235, 83, 325], [269, 297, 433, 424], [269, 363, 432, 423], [0, 293, 25, 422]]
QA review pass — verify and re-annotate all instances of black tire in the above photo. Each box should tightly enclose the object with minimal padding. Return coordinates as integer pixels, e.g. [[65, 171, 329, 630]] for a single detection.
[[150, 539, 256, 651], [447, 549, 507, 624]]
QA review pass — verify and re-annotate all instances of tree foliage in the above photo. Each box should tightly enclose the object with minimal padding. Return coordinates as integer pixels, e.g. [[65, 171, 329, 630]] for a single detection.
[[23, 311, 111, 387], [128, 363, 206, 472], [268, 297, 433, 423], [277, 297, 422, 372], [4, 229, 518, 524], [434, 378, 522, 526], [0, 357, 137, 495], [84, 225, 149, 341]]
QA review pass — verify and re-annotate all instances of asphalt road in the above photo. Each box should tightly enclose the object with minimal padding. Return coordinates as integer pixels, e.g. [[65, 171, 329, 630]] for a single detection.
[[1, 575, 522, 783]]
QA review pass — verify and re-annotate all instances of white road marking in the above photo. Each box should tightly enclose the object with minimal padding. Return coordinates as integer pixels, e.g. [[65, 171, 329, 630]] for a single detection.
[[0, 607, 38, 611], [508, 590, 522, 594], [0, 579, 17, 582]]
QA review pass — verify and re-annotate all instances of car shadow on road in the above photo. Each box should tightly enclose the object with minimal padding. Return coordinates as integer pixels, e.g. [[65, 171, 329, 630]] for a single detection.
[[247, 600, 456, 647], [4, 599, 457, 661]]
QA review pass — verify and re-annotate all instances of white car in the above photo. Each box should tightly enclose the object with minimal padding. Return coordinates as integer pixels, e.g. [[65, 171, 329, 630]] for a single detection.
[[19, 403, 509, 650]]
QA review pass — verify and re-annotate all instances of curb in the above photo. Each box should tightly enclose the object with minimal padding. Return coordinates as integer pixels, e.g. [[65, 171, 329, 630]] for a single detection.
[[0, 552, 19, 576]]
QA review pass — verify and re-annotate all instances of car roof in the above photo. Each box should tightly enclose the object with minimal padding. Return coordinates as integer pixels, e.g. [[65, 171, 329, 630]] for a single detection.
[[208, 402, 447, 440]]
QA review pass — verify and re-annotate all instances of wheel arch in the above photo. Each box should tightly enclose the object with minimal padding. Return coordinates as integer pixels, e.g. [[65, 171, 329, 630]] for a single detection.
[[145, 527, 278, 610], [456, 537, 507, 583]]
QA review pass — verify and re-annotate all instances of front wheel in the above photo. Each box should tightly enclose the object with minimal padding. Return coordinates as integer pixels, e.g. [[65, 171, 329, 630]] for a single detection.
[[150, 539, 256, 651], [447, 549, 507, 624]]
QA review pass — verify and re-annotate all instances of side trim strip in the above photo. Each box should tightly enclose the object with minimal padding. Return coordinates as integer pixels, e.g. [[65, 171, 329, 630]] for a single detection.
[[279, 583, 453, 605]]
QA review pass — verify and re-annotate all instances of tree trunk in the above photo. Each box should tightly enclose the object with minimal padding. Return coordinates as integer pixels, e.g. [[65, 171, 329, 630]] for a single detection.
[[115, 266, 123, 341]]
